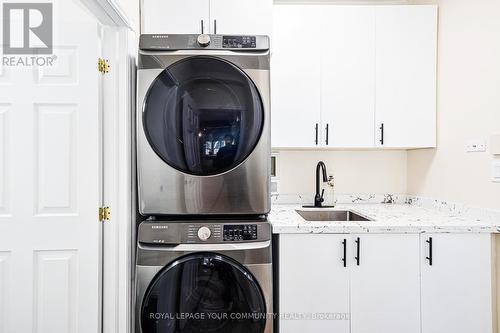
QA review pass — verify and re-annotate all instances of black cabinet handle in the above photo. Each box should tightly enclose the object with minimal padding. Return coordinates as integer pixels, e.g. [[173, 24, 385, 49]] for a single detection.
[[426, 237, 433, 266], [213, 19, 217, 34], [201, 20, 204, 34], [315, 124, 319, 145], [342, 239, 347, 267], [325, 124, 329, 145], [379, 123, 385, 145], [355, 237, 360, 266]]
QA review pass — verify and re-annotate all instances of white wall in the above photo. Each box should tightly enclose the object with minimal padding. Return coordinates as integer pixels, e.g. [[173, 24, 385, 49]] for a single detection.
[[407, 0, 500, 209], [275, 150, 408, 195]]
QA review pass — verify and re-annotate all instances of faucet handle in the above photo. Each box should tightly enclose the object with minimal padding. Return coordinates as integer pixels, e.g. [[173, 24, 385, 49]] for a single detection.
[[320, 189, 325, 202]]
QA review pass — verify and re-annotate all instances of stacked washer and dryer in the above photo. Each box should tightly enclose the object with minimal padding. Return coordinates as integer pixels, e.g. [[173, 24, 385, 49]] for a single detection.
[[135, 34, 273, 333]]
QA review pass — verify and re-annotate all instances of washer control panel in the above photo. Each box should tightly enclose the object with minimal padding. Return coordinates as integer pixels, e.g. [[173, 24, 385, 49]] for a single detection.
[[197, 226, 212, 241], [223, 224, 258, 241], [187, 224, 222, 243], [138, 221, 270, 245]]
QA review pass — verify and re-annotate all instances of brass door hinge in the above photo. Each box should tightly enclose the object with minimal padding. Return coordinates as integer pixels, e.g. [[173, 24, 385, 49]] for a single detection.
[[98, 58, 110, 73], [99, 206, 110, 222]]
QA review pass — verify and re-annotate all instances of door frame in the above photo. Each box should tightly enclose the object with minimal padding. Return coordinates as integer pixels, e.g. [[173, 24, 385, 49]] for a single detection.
[[76, 1, 136, 333], [79, 0, 135, 30]]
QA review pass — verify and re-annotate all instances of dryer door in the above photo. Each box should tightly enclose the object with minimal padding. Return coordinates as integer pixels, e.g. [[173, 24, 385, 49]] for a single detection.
[[141, 253, 267, 333], [143, 56, 264, 176]]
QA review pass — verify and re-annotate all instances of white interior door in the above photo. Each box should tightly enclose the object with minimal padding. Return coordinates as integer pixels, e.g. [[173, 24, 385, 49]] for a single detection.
[[349, 234, 421, 333], [421, 234, 492, 333], [209, 0, 272, 35], [375, 5, 437, 148], [0, 1, 101, 332], [271, 5, 321, 148], [279, 234, 350, 333], [320, 6, 375, 148], [141, 0, 209, 34]]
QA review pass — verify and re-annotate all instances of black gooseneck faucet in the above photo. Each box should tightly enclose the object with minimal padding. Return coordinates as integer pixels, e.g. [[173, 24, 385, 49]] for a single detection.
[[314, 161, 328, 207]]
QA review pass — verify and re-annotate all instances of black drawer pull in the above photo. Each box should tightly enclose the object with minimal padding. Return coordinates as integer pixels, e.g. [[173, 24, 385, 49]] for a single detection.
[[379, 123, 385, 145], [342, 239, 347, 267], [315, 123, 319, 145], [355, 237, 360, 266], [325, 124, 329, 145], [426, 237, 433, 266]]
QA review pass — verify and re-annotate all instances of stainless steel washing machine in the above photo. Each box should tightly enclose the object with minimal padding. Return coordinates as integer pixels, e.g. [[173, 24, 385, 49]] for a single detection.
[[135, 220, 273, 333], [137, 34, 271, 216]]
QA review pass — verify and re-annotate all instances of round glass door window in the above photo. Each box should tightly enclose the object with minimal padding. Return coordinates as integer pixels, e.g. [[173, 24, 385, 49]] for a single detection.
[[141, 253, 267, 333], [143, 56, 264, 176]]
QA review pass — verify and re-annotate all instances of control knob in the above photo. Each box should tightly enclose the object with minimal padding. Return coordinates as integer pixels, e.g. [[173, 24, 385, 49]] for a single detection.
[[197, 34, 211, 47], [197, 226, 211, 241]]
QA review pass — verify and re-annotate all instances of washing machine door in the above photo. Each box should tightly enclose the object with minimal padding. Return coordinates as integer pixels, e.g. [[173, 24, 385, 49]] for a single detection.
[[141, 253, 267, 333], [143, 56, 264, 176]]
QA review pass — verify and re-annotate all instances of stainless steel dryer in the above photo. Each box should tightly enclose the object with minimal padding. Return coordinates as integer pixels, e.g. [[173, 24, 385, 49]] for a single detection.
[[135, 220, 273, 333], [137, 34, 271, 216]]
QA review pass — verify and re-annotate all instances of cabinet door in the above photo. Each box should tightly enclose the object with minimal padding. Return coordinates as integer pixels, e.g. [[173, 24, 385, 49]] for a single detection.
[[421, 234, 492, 333], [209, 0, 272, 35], [271, 5, 321, 148], [142, 0, 209, 34], [279, 234, 350, 333], [375, 5, 437, 148], [350, 234, 420, 333], [320, 6, 376, 148]]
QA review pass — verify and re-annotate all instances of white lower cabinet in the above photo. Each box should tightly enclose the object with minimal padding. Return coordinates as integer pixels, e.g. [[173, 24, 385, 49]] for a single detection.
[[279, 233, 420, 333], [421, 233, 492, 333], [279, 233, 493, 333], [279, 234, 350, 333], [349, 234, 421, 333]]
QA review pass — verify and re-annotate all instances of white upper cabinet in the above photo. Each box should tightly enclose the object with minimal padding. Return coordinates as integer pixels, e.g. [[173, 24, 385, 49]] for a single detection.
[[142, 0, 209, 34], [420, 234, 492, 333], [142, 0, 272, 35], [320, 6, 376, 148], [375, 6, 438, 148], [210, 0, 272, 36], [271, 4, 437, 149], [271, 5, 321, 148]]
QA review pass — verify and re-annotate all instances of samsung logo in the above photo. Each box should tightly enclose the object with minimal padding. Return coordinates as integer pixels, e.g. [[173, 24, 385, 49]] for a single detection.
[[151, 226, 169, 229], [151, 35, 169, 39]]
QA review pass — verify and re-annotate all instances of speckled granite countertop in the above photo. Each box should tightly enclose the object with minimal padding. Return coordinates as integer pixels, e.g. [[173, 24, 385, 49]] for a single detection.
[[269, 201, 500, 234]]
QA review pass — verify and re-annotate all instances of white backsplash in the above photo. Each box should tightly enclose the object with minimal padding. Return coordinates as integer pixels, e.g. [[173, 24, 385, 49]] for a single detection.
[[271, 193, 408, 205]]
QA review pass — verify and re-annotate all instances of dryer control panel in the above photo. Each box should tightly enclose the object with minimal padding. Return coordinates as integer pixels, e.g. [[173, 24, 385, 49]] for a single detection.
[[222, 36, 256, 49], [139, 34, 269, 51]]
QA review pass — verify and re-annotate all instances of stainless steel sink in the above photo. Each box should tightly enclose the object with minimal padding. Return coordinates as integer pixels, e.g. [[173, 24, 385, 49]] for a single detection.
[[295, 210, 372, 222]]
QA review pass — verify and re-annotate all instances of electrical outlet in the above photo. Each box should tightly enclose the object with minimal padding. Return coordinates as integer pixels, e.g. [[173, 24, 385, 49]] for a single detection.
[[466, 140, 487, 152]]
